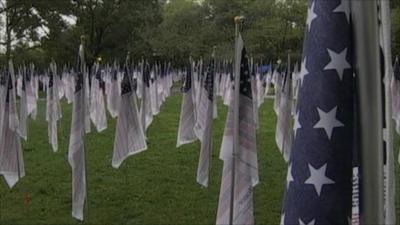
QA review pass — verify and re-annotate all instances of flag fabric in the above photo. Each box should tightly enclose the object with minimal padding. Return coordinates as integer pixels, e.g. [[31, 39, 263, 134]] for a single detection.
[[391, 57, 400, 134], [275, 69, 293, 162], [176, 64, 197, 147], [150, 65, 160, 116], [26, 64, 38, 119], [281, 1, 354, 224], [140, 62, 153, 132], [216, 34, 258, 225], [46, 62, 62, 152], [0, 61, 25, 188], [68, 45, 87, 221], [19, 66, 28, 140], [0, 72, 7, 140], [63, 67, 75, 104], [194, 60, 214, 187], [112, 69, 147, 168], [90, 64, 107, 133], [106, 67, 121, 118], [273, 68, 283, 115]]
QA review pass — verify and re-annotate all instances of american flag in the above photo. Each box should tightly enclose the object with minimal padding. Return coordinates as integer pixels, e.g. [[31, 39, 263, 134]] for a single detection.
[[140, 62, 153, 132], [112, 71, 147, 168], [176, 64, 197, 148], [0, 61, 25, 189], [281, 0, 354, 224], [195, 60, 214, 187], [217, 34, 258, 225], [19, 66, 28, 140], [68, 46, 87, 221], [90, 64, 107, 133]]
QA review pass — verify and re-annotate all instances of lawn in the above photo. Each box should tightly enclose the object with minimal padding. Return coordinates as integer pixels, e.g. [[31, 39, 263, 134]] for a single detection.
[[0, 90, 399, 225]]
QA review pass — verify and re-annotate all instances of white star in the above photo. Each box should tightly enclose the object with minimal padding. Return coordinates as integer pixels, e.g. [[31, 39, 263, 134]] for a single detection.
[[280, 213, 285, 225], [313, 106, 344, 140], [323, 48, 351, 81], [286, 164, 294, 189], [305, 164, 335, 196], [333, 0, 350, 23], [293, 111, 302, 138], [298, 57, 309, 86], [306, 1, 317, 32], [299, 218, 316, 225]]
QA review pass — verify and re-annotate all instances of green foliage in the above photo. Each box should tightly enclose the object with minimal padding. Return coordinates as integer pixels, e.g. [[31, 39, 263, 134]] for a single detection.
[[1, 0, 400, 66]]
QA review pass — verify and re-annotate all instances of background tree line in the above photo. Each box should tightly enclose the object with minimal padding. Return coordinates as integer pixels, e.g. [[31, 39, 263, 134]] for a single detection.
[[0, 0, 399, 69]]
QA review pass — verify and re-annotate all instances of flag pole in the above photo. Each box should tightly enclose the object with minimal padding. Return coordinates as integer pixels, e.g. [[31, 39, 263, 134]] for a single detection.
[[380, 0, 396, 223], [351, 1, 384, 224], [229, 15, 243, 225]]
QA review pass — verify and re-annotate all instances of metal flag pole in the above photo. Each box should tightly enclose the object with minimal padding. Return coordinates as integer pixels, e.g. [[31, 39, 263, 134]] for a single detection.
[[351, 1, 384, 224], [380, 0, 396, 223], [229, 15, 244, 225]]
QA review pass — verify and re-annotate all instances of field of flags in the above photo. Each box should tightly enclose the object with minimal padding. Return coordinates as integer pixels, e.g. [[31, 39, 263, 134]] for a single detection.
[[1, 0, 400, 225]]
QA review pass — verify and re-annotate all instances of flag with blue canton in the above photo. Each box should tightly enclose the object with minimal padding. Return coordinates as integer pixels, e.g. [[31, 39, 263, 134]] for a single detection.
[[205, 61, 214, 101], [281, 0, 354, 224], [217, 34, 258, 225], [68, 44, 87, 221], [144, 63, 151, 88], [5, 72, 12, 103], [75, 54, 84, 93], [121, 70, 132, 95]]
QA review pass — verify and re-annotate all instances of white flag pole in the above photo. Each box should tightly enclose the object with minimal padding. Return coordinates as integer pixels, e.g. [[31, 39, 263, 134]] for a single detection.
[[351, 1, 384, 224]]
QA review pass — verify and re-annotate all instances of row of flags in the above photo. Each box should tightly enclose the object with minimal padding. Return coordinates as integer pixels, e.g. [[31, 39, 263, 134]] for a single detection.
[[1, 0, 400, 223]]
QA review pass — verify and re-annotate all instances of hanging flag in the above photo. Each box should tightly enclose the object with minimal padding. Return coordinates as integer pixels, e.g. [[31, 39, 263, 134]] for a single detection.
[[273, 67, 283, 116], [106, 66, 121, 118], [176, 64, 197, 147], [0, 60, 25, 188], [281, 1, 354, 224], [140, 62, 153, 132], [112, 68, 147, 168], [216, 33, 258, 225], [90, 63, 107, 132], [26, 63, 37, 119], [275, 69, 293, 162], [68, 43, 87, 221], [194, 60, 214, 187], [19, 66, 28, 140], [46, 62, 62, 152]]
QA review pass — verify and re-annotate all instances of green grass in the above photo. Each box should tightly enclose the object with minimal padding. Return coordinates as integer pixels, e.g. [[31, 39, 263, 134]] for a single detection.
[[0, 90, 399, 225]]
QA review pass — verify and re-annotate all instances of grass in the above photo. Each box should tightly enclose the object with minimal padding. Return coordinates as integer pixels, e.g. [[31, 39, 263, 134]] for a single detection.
[[0, 89, 399, 225]]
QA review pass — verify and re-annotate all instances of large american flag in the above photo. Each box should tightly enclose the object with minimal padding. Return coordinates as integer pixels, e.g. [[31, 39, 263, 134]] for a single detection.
[[281, 0, 354, 224]]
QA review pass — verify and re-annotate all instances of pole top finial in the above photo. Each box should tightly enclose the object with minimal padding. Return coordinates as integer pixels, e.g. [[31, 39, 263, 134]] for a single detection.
[[80, 35, 85, 44], [234, 16, 244, 24]]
